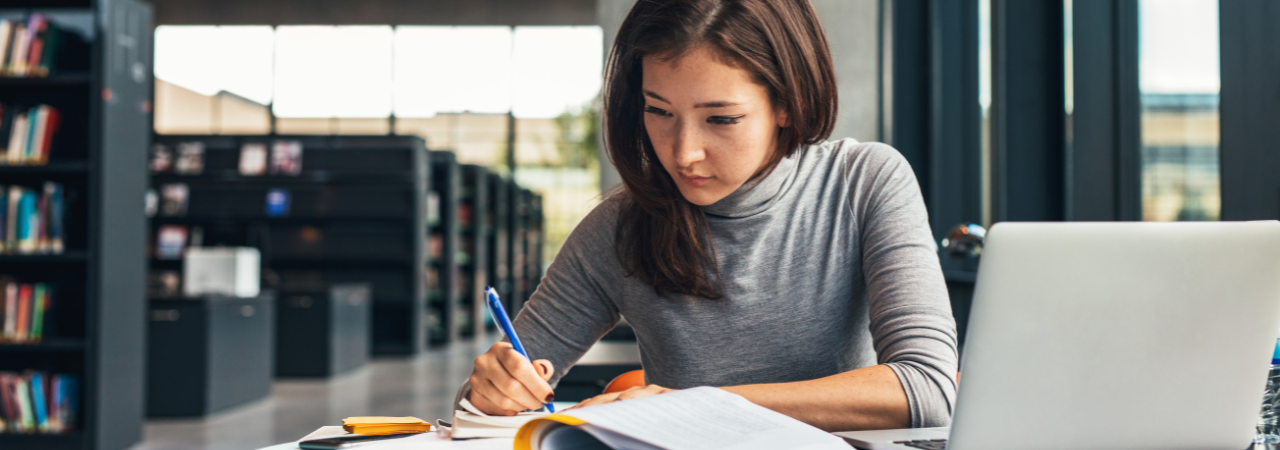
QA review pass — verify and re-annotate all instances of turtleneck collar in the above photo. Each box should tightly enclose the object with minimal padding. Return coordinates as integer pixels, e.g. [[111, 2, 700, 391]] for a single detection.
[[699, 153, 799, 218]]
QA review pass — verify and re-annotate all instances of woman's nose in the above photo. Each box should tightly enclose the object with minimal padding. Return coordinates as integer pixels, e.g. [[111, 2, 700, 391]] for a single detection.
[[672, 121, 705, 167]]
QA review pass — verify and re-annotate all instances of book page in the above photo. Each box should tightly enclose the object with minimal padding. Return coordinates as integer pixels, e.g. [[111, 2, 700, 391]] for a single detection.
[[561, 387, 849, 450]]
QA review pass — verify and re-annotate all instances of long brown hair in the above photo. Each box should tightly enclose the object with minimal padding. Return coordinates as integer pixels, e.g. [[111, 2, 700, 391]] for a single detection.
[[604, 0, 838, 299]]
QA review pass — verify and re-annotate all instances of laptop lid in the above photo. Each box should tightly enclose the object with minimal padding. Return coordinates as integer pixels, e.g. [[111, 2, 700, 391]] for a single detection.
[[948, 222, 1280, 450]]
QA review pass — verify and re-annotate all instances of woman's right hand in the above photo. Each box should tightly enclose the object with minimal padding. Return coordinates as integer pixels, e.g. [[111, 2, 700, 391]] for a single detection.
[[468, 342, 556, 416]]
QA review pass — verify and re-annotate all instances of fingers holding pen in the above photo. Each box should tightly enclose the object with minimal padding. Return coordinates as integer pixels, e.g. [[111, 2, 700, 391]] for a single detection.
[[497, 349, 556, 403]]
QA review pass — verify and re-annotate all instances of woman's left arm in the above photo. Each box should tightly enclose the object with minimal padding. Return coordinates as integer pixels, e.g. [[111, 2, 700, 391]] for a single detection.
[[730, 144, 959, 432]]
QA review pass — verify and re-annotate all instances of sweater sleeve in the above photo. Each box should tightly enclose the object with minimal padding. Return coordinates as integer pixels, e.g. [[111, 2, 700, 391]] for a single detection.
[[454, 196, 625, 411], [849, 142, 959, 428]]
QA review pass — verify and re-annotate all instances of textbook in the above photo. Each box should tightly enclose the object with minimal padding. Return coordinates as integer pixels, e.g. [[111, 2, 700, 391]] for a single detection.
[[514, 387, 850, 450]]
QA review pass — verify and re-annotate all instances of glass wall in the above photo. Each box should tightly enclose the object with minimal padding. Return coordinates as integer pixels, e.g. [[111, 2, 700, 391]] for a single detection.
[[1138, 0, 1220, 221]]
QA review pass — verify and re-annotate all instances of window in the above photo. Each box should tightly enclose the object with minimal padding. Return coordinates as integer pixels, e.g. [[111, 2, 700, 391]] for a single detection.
[[1138, 0, 1220, 221], [153, 24, 605, 265]]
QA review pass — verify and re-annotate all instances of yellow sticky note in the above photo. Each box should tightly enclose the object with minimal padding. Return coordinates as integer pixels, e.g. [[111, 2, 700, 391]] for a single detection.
[[341, 416, 431, 434]]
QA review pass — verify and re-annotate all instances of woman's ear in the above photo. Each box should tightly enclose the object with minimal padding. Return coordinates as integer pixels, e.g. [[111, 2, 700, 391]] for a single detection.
[[776, 109, 789, 127]]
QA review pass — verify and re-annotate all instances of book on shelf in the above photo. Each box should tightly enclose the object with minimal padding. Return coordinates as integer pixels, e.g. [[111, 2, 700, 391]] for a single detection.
[[239, 142, 267, 176], [156, 225, 187, 260], [0, 280, 53, 344], [0, 371, 79, 434], [266, 188, 290, 217], [144, 188, 157, 218], [159, 183, 188, 217], [149, 143, 173, 173], [270, 140, 303, 176], [0, 182, 64, 255], [0, 14, 88, 78], [0, 103, 59, 166], [174, 141, 204, 175]]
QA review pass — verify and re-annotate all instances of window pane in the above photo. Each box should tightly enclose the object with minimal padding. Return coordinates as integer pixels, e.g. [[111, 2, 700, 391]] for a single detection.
[[394, 26, 513, 117], [153, 26, 273, 134], [511, 26, 603, 119], [1139, 0, 1220, 221], [274, 26, 394, 118]]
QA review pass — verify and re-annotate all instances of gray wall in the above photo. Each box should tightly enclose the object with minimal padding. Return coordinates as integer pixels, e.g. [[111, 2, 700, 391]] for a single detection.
[[811, 0, 882, 143]]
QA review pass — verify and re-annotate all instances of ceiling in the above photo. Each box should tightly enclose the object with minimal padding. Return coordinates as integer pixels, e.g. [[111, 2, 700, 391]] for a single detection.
[[150, 0, 597, 26]]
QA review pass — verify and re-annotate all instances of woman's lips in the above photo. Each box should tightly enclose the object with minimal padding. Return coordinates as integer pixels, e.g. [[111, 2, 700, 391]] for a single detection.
[[680, 173, 712, 187]]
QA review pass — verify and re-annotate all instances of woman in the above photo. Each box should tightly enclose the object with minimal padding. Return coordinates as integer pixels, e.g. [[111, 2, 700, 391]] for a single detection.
[[460, 0, 957, 431]]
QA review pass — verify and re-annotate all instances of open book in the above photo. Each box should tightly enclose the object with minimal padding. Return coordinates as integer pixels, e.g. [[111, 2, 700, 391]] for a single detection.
[[448, 397, 549, 439], [514, 387, 850, 450]]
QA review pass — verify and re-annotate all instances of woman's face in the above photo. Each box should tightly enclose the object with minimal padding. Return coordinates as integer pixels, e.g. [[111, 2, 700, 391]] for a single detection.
[[642, 46, 785, 206]]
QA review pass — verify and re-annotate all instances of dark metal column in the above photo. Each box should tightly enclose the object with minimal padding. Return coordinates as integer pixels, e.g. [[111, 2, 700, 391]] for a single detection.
[[1219, 0, 1280, 220]]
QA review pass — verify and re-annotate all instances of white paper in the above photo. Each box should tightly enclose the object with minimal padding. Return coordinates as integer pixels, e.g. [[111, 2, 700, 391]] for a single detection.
[[294, 426, 513, 449], [365, 433, 514, 449], [297, 426, 348, 442], [560, 387, 849, 450]]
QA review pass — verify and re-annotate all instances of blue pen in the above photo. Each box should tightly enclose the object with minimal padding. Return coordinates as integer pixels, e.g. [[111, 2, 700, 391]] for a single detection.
[[485, 286, 555, 413]]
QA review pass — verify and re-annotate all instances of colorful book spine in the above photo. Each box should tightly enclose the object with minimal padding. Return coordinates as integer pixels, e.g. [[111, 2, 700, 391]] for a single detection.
[[29, 283, 46, 342], [12, 375, 31, 432], [15, 189, 35, 254], [2, 282, 15, 341], [28, 372, 46, 432], [13, 283, 29, 342], [55, 374, 78, 432], [47, 182, 62, 253]]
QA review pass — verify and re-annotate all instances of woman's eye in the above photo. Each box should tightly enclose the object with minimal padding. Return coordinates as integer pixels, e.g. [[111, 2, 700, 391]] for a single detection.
[[708, 115, 744, 125], [643, 105, 671, 117]]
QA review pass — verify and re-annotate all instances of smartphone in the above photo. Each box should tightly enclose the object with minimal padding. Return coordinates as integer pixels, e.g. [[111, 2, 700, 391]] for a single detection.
[[299, 431, 424, 449]]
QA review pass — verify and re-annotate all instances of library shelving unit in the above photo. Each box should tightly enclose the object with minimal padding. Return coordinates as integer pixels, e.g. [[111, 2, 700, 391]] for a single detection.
[[427, 151, 459, 345], [507, 186, 530, 314], [147, 135, 429, 357], [527, 193, 545, 301], [511, 188, 544, 313], [457, 164, 489, 338], [484, 171, 511, 330], [0, 1, 153, 449]]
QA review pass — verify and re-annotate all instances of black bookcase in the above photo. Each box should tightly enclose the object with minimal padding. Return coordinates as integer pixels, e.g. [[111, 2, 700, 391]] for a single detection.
[[0, 1, 152, 449], [484, 172, 511, 330], [148, 135, 429, 357], [509, 187, 536, 315], [427, 151, 459, 345], [527, 193, 545, 302], [458, 164, 489, 338]]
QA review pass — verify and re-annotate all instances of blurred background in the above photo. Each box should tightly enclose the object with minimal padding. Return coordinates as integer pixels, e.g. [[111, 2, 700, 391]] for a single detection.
[[1, 0, 1277, 449]]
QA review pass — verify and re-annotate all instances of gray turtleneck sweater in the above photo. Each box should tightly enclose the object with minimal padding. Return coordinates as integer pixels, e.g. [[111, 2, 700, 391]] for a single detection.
[[462, 138, 958, 428]]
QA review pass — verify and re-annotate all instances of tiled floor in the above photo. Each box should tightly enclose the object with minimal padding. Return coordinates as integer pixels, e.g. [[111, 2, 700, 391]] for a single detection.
[[132, 335, 498, 450]]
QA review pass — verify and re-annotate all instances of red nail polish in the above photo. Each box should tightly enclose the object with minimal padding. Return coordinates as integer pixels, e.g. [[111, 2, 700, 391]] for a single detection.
[[545, 393, 555, 403]]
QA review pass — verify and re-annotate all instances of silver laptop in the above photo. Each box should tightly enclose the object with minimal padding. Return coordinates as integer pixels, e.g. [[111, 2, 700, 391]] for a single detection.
[[838, 221, 1280, 450]]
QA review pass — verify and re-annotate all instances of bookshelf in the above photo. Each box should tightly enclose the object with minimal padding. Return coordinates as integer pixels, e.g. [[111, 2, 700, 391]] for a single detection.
[[0, 1, 153, 449], [458, 164, 489, 337], [427, 151, 459, 345], [148, 135, 429, 357], [528, 193, 545, 303], [509, 187, 536, 314], [483, 170, 509, 332], [487, 174, 514, 315]]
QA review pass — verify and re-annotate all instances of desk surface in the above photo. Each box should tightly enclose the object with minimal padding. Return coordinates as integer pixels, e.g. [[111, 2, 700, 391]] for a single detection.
[[258, 342, 642, 450]]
